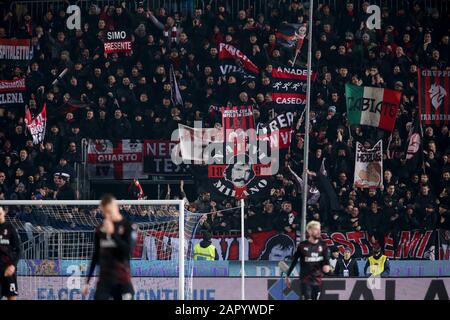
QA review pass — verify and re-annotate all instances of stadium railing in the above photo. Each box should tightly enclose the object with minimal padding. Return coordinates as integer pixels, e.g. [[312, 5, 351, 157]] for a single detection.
[[9, 0, 449, 24]]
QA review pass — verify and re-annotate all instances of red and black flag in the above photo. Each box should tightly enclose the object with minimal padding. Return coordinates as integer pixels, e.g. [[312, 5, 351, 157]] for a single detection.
[[275, 23, 307, 53], [218, 43, 260, 76], [270, 63, 316, 110], [418, 69, 450, 126]]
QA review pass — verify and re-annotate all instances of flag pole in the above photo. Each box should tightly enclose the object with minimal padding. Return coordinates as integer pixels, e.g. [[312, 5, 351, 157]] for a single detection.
[[301, 0, 314, 242]]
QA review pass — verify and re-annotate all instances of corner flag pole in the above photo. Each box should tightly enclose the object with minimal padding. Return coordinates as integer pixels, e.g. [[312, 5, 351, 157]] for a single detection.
[[301, 0, 314, 241]]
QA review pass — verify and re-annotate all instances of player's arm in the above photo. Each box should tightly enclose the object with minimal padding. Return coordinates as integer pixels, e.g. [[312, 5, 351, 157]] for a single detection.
[[4, 225, 22, 277], [284, 248, 301, 288], [111, 223, 136, 256], [86, 229, 100, 285], [322, 246, 331, 274]]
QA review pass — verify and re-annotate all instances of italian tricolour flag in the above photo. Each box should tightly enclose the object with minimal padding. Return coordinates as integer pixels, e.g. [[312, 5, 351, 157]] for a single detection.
[[346, 84, 401, 132]]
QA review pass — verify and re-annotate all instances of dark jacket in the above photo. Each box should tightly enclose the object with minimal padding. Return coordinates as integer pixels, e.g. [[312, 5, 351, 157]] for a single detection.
[[334, 257, 360, 277]]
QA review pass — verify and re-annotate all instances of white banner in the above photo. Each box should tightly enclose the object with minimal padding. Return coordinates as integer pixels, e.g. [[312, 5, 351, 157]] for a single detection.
[[354, 140, 383, 188]]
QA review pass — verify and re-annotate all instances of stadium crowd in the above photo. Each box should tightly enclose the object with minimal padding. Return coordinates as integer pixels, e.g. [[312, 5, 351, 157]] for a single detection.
[[0, 0, 449, 239]]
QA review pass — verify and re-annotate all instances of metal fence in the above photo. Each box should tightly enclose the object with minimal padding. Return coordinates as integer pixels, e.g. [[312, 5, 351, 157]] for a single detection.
[[9, 0, 450, 22]]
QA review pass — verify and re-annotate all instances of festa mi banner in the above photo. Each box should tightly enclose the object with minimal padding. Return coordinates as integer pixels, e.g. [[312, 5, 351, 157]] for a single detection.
[[87, 139, 146, 179], [133, 229, 437, 262], [354, 140, 383, 189], [0, 38, 32, 63], [0, 77, 26, 106], [418, 69, 450, 126], [346, 84, 401, 131], [143, 140, 188, 175], [103, 30, 132, 54]]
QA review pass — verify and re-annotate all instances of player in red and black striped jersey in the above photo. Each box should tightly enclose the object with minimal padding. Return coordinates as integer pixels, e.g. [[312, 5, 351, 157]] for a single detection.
[[0, 207, 22, 300], [83, 195, 137, 300], [285, 221, 331, 300]]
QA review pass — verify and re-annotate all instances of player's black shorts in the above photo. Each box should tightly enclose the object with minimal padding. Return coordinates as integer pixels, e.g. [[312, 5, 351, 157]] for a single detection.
[[0, 274, 19, 298], [300, 282, 321, 300], [94, 281, 134, 300]]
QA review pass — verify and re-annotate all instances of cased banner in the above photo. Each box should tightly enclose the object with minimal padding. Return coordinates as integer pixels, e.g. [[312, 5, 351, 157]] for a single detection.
[[143, 140, 188, 175], [271, 64, 316, 109], [354, 140, 383, 188], [0, 77, 26, 106], [418, 69, 450, 126], [87, 139, 146, 179], [134, 229, 437, 261]]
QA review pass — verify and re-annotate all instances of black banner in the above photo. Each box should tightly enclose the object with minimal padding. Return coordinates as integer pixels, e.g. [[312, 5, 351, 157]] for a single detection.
[[143, 140, 188, 176]]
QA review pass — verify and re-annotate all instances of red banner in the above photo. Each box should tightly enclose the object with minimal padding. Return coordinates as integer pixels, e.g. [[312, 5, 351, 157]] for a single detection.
[[0, 39, 32, 61], [218, 43, 260, 74], [25, 103, 47, 145], [419, 69, 450, 126]]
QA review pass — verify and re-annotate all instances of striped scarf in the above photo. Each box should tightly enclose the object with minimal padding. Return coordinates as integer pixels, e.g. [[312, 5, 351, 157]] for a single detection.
[[163, 26, 177, 44]]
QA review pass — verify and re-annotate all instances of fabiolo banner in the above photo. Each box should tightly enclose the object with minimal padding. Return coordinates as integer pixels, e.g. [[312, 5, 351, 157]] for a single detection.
[[346, 83, 401, 131]]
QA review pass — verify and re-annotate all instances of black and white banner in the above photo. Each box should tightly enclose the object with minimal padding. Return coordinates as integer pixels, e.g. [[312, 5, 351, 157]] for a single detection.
[[143, 140, 188, 175]]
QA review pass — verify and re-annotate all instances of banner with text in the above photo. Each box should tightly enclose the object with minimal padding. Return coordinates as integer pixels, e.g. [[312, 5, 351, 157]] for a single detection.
[[143, 140, 188, 175], [0, 38, 32, 64], [419, 69, 450, 126], [103, 30, 132, 55], [271, 64, 315, 110], [87, 139, 146, 179], [0, 78, 26, 106], [354, 140, 383, 188]]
